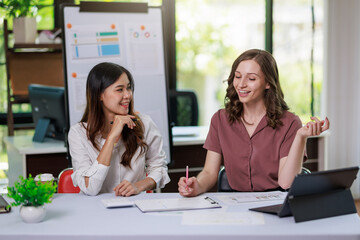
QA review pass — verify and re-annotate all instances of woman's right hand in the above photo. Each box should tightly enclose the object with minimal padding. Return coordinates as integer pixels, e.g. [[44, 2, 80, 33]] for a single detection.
[[108, 115, 136, 141], [178, 176, 201, 197], [97, 115, 137, 167]]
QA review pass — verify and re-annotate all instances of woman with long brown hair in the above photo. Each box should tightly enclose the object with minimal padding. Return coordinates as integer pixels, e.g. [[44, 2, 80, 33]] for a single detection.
[[178, 49, 329, 196], [69, 62, 170, 196]]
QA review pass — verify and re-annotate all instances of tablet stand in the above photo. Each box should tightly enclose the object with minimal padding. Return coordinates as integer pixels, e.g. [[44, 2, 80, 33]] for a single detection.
[[32, 118, 50, 142], [288, 188, 357, 223]]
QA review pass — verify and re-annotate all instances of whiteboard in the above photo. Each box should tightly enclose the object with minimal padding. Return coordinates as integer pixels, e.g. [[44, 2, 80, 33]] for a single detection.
[[62, 5, 171, 163]]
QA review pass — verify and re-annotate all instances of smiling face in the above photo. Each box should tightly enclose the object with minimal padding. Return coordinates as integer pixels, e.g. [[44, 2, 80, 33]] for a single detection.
[[100, 73, 133, 117], [233, 59, 270, 106]]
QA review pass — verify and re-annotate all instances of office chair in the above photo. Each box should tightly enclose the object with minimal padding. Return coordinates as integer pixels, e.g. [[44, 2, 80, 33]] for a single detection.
[[57, 168, 80, 193], [217, 166, 312, 192], [169, 90, 199, 126]]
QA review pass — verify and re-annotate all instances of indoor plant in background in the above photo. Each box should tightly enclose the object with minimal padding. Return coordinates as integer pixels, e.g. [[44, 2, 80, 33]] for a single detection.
[[7, 174, 57, 223], [0, 0, 45, 43]]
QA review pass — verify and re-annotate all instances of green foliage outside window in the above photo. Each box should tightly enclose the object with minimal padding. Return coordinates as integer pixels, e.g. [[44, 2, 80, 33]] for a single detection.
[[0, 0, 54, 114], [0, 0, 51, 18], [0, 0, 323, 125]]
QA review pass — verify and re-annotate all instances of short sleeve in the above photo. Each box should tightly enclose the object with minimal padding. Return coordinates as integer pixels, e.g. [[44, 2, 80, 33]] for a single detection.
[[279, 116, 306, 160], [203, 110, 222, 154]]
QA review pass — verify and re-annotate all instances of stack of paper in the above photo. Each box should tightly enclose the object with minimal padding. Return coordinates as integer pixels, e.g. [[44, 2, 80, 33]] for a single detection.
[[135, 196, 221, 212]]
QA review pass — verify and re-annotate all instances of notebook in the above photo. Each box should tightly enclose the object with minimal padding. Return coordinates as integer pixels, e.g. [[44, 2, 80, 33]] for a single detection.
[[249, 166, 359, 218], [101, 198, 135, 208], [135, 196, 221, 212]]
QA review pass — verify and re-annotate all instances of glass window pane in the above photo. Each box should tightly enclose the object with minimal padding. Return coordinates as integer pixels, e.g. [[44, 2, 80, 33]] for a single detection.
[[273, 0, 323, 122], [176, 0, 265, 125], [37, 6, 55, 29]]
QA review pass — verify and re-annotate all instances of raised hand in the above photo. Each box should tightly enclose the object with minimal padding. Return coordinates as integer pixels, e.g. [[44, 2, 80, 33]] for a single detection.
[[298, 117, 330, 138], [108, 115, 136, 141]]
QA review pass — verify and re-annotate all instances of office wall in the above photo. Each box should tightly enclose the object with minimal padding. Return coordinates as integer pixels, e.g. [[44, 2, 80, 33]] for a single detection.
[[324, 0, 360, 198]]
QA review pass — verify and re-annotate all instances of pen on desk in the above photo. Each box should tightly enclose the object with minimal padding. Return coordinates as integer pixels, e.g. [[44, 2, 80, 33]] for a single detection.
[[110, 118, 138, 125]]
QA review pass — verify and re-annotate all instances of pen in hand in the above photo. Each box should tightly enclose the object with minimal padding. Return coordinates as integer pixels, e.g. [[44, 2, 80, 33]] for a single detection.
[[185, 165, 189, 190], [110, 118, 138, 125]]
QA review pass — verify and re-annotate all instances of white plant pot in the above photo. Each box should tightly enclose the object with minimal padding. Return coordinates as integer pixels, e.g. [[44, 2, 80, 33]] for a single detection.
[[13, 17, 37, 44], [20, 205, 46, 223]]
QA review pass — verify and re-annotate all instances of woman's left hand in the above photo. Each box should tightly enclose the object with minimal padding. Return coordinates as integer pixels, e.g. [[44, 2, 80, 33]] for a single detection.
[[113, 180, 140, 197], [297, 117, 330, 138]]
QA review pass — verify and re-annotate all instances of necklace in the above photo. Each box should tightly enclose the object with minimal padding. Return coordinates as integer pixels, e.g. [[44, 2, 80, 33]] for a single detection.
[[241, 114, 264, 125]]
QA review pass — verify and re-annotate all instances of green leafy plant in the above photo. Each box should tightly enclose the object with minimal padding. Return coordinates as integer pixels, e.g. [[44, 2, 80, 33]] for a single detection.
[[0, 0, 46, 18], [7, 174, 57, 207]]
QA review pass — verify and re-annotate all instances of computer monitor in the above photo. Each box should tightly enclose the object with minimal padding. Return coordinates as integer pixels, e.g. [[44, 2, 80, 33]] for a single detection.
[[28, 84, 67, 142]]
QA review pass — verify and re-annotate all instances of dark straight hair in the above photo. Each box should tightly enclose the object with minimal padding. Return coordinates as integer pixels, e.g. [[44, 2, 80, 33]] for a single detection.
[[81, 62, 147, 167]]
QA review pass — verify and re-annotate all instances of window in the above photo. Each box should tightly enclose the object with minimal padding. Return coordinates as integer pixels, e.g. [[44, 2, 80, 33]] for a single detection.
[[176, 0, 265, 126], [0, 0, 324, 124], [176, 0, 323, 125], [273, 0, 323, 121]]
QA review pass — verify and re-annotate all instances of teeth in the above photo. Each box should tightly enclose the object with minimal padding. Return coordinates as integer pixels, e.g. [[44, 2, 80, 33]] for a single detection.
[[239, 91, 249, 93]]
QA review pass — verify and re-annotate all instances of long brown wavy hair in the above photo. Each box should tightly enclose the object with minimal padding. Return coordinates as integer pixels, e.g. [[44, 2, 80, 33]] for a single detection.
[[81, 62, 147, 168], [225, 49, 289, 128]]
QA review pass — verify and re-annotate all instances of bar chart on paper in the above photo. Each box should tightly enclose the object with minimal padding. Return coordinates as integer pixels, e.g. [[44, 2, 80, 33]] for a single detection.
[[70, 27, 121, 59]]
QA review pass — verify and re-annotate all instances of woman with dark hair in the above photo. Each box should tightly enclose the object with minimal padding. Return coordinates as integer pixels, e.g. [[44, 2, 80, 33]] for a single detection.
[[69, 62, 170, 196], [178, 49, 329, 196]]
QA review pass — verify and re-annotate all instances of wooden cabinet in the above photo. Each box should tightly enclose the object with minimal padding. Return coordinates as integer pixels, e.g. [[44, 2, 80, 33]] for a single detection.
[[3, 19, 64, 136]]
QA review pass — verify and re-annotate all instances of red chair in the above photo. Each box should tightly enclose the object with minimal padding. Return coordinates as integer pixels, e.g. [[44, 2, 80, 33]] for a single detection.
[[57, 168, 80, 193]]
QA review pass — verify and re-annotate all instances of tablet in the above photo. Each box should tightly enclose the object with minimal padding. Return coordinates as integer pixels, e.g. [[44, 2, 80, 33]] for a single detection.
[[249, 166, 359, 219]]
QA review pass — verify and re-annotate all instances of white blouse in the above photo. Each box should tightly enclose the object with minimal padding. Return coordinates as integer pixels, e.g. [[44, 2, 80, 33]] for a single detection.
[[68, 113, 170, 196]]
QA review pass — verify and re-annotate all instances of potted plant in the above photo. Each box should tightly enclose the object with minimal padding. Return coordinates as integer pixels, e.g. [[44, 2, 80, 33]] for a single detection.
[[0, 0, 45, 43], [7, 174, 57, 223]]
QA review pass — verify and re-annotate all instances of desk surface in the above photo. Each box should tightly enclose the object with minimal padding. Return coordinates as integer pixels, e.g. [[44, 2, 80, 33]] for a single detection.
[[3, 126, 208, 155], [1, 192, 359, 240], [172, 126, 208, 146], [3, 135, 67, 155], [2, 126, 328, 152]]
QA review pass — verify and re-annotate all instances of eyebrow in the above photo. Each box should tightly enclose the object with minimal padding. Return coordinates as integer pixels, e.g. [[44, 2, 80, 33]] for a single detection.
[[114, 83, 131, 88], [235, 71, 260, 77]]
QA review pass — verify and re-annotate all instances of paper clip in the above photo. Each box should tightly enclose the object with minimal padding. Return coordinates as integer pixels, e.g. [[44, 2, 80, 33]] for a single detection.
[[204, 196, 218, 204]]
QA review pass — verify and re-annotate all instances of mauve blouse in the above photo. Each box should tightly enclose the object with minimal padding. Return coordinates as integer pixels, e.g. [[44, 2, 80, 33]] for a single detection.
[[204, 109, 305, 192]]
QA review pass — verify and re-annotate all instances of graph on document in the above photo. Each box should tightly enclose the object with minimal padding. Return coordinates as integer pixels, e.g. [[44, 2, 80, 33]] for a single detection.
[[70, 29, 121, 60]]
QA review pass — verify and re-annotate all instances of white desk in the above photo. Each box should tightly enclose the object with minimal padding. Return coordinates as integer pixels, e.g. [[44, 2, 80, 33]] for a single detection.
[[3, 135, 68, 186], [172, 126, 208, 146], [1, 192, 359, 240]]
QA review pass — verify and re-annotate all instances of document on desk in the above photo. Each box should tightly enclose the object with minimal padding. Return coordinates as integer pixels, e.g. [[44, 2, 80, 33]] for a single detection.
[[182, 211, 265, 225], [134, 196, 221, 212], [217, 191, 287, 205]]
